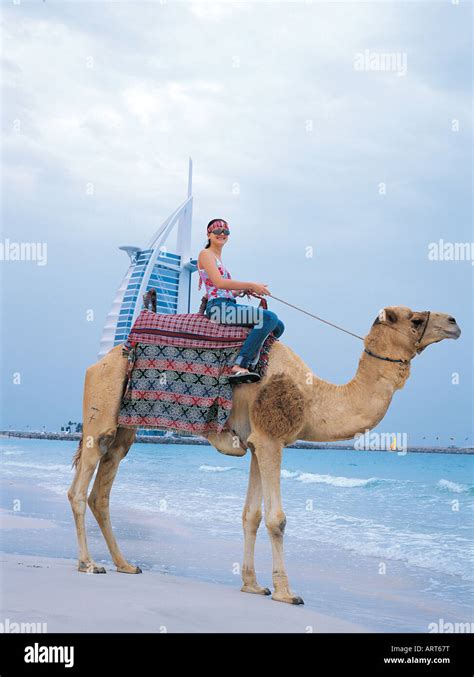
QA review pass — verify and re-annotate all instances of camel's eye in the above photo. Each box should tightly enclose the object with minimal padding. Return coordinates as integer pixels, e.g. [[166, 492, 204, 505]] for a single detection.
[[412, 318, 424, 327]]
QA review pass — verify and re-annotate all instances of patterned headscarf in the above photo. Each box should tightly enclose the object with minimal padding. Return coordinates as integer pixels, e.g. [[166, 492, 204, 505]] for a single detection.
[[207, 219, 229, 234]]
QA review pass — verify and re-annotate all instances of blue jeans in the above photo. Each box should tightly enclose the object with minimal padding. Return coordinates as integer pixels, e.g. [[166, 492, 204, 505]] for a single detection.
[[205, 297, 285, 369]]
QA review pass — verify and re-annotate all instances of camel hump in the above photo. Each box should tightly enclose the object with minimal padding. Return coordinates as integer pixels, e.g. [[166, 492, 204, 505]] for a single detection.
[[251, 373, 305, 440]]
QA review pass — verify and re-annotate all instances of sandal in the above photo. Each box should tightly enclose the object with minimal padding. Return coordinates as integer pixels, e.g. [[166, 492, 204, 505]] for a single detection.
[[228, 369, 261, 384]]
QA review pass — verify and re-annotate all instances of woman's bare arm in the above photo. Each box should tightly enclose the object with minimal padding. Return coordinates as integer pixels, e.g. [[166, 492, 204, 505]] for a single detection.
[[198, 250, 254, 291]]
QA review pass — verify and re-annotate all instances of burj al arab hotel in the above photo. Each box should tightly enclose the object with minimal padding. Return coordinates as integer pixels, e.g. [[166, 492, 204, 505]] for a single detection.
[[98, 158, 198, 359]]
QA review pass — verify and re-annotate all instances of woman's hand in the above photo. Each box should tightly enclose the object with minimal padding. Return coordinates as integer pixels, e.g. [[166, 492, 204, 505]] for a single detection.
[[250, 282, 270, 296], [235, 289, 256, 299]]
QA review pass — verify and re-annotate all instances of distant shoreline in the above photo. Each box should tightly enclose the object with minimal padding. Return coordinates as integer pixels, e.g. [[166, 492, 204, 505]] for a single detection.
[[1, 430, 472, 454]]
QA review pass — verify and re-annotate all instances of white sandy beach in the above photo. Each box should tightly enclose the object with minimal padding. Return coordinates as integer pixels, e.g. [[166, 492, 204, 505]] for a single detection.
[[0, 550, 363, 634]]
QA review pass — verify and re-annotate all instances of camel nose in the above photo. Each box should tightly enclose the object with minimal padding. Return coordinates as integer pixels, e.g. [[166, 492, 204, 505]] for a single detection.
[[448, 316, 457, 324]]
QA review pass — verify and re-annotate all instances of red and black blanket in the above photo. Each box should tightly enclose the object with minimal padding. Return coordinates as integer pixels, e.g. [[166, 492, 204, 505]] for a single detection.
[[118, 310, 276, 435]]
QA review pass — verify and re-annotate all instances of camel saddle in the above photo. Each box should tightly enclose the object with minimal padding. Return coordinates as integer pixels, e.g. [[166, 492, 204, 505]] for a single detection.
[[118, 309, 276, 436]]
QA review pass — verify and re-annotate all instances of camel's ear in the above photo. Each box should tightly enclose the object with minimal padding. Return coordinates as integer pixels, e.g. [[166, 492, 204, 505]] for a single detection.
[[378, 308, 397, 324]]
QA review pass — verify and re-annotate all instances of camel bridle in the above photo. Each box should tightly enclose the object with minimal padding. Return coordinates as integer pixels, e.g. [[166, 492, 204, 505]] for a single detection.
[[415, 310, 431, 349], [364, 311, 431, 365]]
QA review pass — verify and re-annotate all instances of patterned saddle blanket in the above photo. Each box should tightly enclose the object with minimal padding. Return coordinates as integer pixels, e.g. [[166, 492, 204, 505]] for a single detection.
[[118, 310, 276, 435]]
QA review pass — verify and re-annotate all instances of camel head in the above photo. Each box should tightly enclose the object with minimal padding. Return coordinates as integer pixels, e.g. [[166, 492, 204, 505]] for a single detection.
[[366, 305, 461, 361]]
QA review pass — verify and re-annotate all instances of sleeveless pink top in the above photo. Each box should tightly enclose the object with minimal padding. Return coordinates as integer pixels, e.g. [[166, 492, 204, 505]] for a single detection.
[[198, 256, 235, 301]]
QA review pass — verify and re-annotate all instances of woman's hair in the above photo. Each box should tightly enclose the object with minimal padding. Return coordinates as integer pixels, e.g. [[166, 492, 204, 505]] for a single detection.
[[204, 218, 228, 249]]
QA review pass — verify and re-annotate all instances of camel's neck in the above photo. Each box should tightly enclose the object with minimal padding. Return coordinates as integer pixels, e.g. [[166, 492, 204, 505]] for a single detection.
[[299, 348, 411, 442]]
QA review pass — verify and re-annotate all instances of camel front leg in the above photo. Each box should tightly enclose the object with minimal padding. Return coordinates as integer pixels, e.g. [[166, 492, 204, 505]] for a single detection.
[[87, 427, 141, 574], [241, 451, 270, 596], [248, 432, 304, 605]]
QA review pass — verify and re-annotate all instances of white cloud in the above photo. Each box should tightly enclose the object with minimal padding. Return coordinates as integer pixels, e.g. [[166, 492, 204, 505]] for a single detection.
[[1, 1, 470, 213], [188, 0, 251, 21], [122, 85, 165, 126], [84, 106, 124, 132]]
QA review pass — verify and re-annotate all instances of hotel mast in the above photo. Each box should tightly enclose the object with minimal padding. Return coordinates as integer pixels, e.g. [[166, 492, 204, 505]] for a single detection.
[[98, 158, 198, 359]]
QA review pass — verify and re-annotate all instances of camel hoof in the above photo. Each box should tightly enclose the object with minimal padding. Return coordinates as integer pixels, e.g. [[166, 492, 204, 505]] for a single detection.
[[291, 596, 305, 605], [117, 564, 142, 574], [78, 562, 107, 574], [241, 584, 271, 596], [271, 592, 304, 605]]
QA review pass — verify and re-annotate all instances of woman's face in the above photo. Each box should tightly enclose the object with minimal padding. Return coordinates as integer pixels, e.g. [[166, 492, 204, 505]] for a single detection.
[[208, 226, 229, 246]]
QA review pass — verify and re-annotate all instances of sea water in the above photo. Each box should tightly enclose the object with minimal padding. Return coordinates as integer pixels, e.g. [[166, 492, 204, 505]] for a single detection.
[[1, 437, 473, 629]]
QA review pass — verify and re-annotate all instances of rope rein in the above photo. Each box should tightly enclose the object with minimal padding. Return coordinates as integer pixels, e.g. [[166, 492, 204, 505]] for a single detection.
[[268, 294, 365, 341], [198, 288, 429, 363], [266, 294, 431, 365]]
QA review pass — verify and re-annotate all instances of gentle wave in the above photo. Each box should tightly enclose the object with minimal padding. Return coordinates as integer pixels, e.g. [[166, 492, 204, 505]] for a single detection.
[[294, 508, 474, 581], [290, 471, 381, 488], [437, 479, 473, 494], [37, 483, 68, 497], [199, 465, 236, 473], [281, 467, 386, 488], [0, 445, 25, 455], [281, 469, 299, 479], [2, 461, 72, 472]]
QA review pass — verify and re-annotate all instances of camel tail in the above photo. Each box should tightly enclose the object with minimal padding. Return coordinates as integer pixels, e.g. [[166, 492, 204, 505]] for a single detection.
[[71, 435, 83, 469]]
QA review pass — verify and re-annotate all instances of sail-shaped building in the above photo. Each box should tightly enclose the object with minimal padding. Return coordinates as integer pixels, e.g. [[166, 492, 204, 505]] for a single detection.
[[98, 159, 198, 360]]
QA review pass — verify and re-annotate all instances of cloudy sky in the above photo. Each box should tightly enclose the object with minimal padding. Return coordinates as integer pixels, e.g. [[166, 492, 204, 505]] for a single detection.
[[1, 0, 472, 445]]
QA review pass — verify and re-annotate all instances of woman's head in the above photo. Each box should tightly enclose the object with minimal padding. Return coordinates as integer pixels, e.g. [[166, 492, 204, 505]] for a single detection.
[[204, 218, 230, 249]]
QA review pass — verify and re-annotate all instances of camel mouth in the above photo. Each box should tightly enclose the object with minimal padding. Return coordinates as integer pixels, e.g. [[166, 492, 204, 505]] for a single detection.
[[442, 328, 462, 341], [416, 328, 461, 353]]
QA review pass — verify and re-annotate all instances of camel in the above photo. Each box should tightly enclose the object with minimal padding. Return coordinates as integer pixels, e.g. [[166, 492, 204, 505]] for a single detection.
[[68, 305, 460, 604]]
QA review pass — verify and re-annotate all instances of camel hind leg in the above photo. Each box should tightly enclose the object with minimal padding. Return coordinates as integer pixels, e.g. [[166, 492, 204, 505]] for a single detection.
[[241, 450, 270, 596], [87, 426, 141, 574], [68, 345, 130, 573], [68, 429, 115, 573]]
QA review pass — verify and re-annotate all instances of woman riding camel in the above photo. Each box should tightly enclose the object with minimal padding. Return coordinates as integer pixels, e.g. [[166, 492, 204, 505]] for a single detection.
[[198, 218, 285, 384]]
